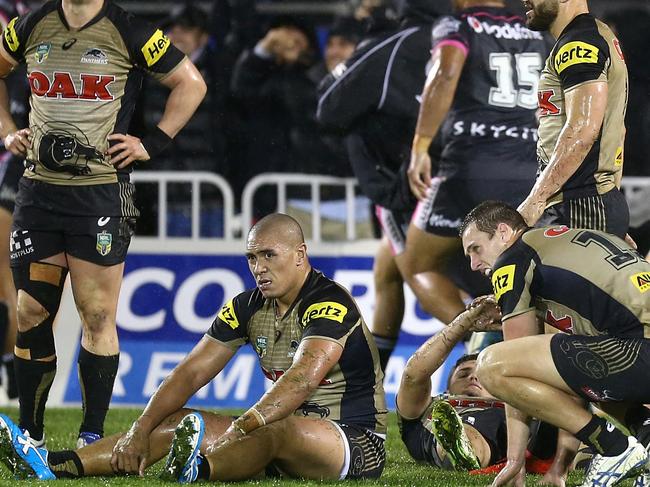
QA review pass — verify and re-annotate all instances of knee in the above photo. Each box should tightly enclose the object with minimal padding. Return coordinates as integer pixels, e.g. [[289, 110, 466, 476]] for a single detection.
[[16, 290, 50, 332], [475, 346, 506, 394], [77, 302, 115, 336]]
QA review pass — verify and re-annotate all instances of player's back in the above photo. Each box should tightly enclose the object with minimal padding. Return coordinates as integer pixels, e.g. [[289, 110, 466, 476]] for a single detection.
[[434, 6, 551, 179]]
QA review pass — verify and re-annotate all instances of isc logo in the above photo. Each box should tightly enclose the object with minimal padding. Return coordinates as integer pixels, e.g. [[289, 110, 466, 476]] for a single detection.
[[28, 71, 115, 101]]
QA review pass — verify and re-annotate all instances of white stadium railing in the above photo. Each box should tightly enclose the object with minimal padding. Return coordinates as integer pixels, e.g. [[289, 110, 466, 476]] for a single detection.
[[241, 172, 362, 242]]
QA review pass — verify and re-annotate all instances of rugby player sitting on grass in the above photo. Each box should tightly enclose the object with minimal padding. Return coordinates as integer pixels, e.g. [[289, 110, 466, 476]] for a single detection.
[[0, 214, 387, 482]]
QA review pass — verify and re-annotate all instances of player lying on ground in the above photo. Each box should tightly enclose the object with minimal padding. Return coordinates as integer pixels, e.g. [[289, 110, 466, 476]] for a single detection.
[[461, 201, 650, 487], [397, 299, 557, 477], [0, 214, 387, 482]]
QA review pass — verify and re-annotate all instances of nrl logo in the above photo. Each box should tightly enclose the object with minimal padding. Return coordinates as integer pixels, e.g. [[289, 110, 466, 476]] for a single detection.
[[35, 42, 51, 64], [255, 336, 268, 358], [96, 230, 112, 256]]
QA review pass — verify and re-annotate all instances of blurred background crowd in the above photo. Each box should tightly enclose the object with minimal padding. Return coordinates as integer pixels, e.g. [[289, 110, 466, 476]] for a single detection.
[[7, 0, 650, 246]]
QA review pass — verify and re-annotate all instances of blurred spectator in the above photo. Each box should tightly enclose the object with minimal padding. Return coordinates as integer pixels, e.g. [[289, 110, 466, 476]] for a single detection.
[[139, 4, 228, 237]]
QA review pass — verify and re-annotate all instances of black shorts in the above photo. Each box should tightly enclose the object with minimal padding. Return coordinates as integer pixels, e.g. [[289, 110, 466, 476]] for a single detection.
[[265, 422, 385, 480], [398, 403, 507, 467], [412, 177, 534, 237], [539, 188, 629, 239], [10, 207, 135, 267], [0, 154, 23, 213], [550, 333, 650, 403], [375, 205, 412, 256]]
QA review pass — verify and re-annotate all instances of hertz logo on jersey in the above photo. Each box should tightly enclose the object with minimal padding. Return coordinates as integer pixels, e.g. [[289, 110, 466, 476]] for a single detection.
[[142, 29, 170, 67], [554, 41, 599, 73], [302, 301, 348, 326], [218, 299, 240, 330], [631, 272, 650, 294], [492, 265, 516, 302], [4, 17, 19, 52]]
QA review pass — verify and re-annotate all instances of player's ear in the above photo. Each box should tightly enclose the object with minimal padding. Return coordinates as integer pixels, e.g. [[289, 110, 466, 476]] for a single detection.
[[295, 243, 307, 266], [496, 222, 510, 242]]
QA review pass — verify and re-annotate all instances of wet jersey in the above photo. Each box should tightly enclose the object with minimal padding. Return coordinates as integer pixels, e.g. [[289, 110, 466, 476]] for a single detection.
[[207, 269, 388, 434], [492, 227, 650, 338], [433, 7, 551, 180], [1, 0, 184, 185], [537, 14, 628, 205]]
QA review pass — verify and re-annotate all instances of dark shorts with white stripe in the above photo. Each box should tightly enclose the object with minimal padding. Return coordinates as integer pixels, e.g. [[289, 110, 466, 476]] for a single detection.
[[550, 334, 650, 403], [539, 188, 629, 239]]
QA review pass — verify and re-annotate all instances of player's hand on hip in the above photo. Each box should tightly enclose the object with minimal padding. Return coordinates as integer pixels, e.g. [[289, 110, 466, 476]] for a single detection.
[[407, 150, 432, 201], [110, 425, 150, 476], [4, 128, 31, 156], [517, 197, 545, 227], [107, 133, 150, 169], [491, 458, 525, 487]]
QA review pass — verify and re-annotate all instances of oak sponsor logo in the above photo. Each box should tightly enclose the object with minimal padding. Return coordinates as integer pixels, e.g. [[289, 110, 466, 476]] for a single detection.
[[28, 71, 115, 101], [302, 301, 348, 325], [554, 41, 599, 73], [491, 264, 516, 302], [538, 89, 561, 116], [218, 299, 240, 329], [142, 29, 170, 67], [545, 309, 574, 333], [544, 225, 570, 238], [630, 272, 650, 293]]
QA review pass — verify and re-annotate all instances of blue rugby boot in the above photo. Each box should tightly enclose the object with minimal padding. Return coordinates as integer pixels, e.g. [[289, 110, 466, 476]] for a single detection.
[[0, 414, 55, 480]]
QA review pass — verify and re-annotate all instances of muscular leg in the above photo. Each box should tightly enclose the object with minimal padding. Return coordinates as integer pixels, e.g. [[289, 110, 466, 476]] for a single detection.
[[396, 225, 465, 325], [476, 335, 592, 433], [371, 237, 404, 370], [13, 253, 68, 440], [204, 416, 345, 481], [70, 409, 233, 477], [67, 255, 123, 437]]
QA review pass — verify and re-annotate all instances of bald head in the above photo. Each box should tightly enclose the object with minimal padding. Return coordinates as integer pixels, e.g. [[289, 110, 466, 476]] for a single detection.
[[248, 213, 305, 247]]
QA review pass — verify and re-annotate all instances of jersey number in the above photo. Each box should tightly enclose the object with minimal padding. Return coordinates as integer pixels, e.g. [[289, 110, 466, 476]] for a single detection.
[[488, 52, 543, 109], [571, 230, 639, 269]]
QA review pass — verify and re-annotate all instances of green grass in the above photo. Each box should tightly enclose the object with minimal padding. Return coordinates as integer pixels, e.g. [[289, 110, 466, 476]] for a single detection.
[[0, 407, 638, 486]]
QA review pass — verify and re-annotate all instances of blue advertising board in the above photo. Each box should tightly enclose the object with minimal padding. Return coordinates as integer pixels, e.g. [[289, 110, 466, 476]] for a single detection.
[[64, 252, 465, 409]]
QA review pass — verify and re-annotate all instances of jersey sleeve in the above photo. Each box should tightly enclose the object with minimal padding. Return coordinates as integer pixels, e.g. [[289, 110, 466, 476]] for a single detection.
[[298, 283, 361, 346], [206, 291, 256, 352], [119, 15, 185, 80], [491, 245, 537, 321], [431, 15, 469, 54], [1, 13, 35, 63], [553, 28, 609, 91]]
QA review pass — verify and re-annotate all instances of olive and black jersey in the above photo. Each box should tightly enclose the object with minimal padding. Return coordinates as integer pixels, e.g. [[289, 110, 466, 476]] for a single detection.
[[1, 0, 184, 186], [433, 7, 551, 180], [492, 227, 650, 338], [537, 14, 628, 205], [207, 269, 388, 434]]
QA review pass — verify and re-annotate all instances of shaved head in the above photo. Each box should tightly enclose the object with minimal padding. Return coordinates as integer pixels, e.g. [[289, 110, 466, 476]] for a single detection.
[[248, 213, 305, 247]]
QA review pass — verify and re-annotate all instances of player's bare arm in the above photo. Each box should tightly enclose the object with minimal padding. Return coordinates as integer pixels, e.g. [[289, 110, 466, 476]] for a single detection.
[[0, 42, 29, 156], [408, 45, 466, 200], [107, 58, 207, 169], [111, 337, 233, 475], [208, 337, 343, 452], [541, 427, 581, 487], [517, 81, 608, 225], [398, 298, 501, 419]]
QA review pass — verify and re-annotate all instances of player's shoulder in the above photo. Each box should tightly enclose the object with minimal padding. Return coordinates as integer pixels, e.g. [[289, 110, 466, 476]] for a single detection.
[[553, 13, 609, 66], [217, 288, 264, 329], [431, 15, 464, 40], [298, 270, 360, 324]]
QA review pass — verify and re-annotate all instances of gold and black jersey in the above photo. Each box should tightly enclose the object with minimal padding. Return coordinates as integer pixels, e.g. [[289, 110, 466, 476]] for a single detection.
[[536, 14, 628, 206], [207, 269, 388, 434], [1, 0, 184, 186], [492, 227, 650, 338]]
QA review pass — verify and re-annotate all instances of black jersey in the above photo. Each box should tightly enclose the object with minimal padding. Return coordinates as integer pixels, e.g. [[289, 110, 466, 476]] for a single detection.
[[433, 7, 551, 180], [207, 269, 387, 434], [492, 227, 650, 338]]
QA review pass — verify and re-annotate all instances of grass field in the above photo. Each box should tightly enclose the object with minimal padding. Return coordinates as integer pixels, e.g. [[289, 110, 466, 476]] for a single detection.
[[0, 407, 638, 486]]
